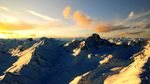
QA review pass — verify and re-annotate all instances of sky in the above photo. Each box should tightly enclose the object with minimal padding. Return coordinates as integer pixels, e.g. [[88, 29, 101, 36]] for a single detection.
[[0, 0, 150, 38]]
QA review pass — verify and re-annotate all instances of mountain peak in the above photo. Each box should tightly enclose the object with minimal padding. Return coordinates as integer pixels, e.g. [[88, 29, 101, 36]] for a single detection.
[[87, 33, 101, 41], [84, 33, 111, 50]]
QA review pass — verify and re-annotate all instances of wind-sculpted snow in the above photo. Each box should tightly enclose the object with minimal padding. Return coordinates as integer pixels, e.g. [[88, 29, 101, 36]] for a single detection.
[[69, 40, 150, 84], [0, 39, 37, 77], [0, 34, 149, 84], [104, 41, 150, 84], [70, 72, 90, 84], [6, 41, 44, 73], [99, 55, 113, 65], [72, 41, 85, 56], [0, 41, 44, 80]]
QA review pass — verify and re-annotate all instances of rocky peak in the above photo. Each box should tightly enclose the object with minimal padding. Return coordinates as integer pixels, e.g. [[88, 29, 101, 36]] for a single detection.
[[84, 33, 111, 50], [86, 33, 101, 42]]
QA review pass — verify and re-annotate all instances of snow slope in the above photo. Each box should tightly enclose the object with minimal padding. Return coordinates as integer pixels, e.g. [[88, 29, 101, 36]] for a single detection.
[[104, 41, 150, 84], [0, 34, 149, 84], [69, 39, 150, 84]]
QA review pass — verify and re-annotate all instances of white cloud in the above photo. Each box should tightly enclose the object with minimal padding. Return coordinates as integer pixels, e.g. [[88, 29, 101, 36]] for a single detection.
[[0, 6, 9, 11], [27, 10, 60, 22], [27, 10, 63, 27], [127, 10, 150, 21], [114, 10, 150, 26], [128, 11, 135, 19]]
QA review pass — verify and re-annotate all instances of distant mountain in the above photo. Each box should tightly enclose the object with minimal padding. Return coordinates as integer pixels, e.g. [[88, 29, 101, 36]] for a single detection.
[[0, 34, 149, 84]]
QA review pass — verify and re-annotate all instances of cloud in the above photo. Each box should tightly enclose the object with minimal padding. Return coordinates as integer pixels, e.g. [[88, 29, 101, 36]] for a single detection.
[[0, 8, 37, 31], [0, 31, 24, 38], [0, 14, 21, 23], [62, 6, 93, 26], [0, 32, 14, 35], [115, 10, 150, 26], [73, 11, 93, 26], [63, 6, 71, 19], [94, 23, 112, 32], [71, 10, 129, 32], [128, 10, 150, 20], [128, 11, 135, 19], [0, 6, 20, 14], [0, 9, 64, 31], [0, 20, 61, 31], [28, 10, 62, 27], [94, 24, 130, 33], [119, 31, 145, 37], [62, 6, 130, 33], [62, 6, 149, 36], [0, 31, 38, 38], [128, 20, 150, 29], [0, 22, 35, 30], [28, 10, 60, 22], [125, 10, 150, 24], [144, 23, 150, 28], [112, 25, 130, 31], [0, 7, 9, 11], [145, 33, 150, 38]]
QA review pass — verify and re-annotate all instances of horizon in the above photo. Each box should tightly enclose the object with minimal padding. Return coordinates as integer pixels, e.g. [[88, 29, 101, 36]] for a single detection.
[[1, 33, 150, 40], [0, 0, 150, 38]]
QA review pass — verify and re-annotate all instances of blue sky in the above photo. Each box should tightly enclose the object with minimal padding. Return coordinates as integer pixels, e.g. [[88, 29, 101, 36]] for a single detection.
[[1, 0, 150, 21], [0, 0, 150, 38]]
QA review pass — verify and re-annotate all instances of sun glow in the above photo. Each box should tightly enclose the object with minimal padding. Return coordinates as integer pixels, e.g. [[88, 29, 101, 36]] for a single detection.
[[0, 34, 5, 38], [0, 31, 27, 39]]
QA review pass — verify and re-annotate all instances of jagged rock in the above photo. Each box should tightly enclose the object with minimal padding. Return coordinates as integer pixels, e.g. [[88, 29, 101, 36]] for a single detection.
[[84, 33, 113, 50], [27, 38, 33, 41]]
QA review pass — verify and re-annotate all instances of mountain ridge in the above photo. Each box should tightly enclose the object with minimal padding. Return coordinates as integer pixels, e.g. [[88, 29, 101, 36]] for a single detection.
[[0, 33, 149, 84]]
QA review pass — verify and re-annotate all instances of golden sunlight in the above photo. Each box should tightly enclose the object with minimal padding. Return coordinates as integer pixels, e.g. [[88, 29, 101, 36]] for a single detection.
[[0, 34, 5, 38]]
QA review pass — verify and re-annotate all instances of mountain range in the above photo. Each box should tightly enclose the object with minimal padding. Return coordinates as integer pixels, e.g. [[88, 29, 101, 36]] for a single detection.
[[0, 33, 149, 84]]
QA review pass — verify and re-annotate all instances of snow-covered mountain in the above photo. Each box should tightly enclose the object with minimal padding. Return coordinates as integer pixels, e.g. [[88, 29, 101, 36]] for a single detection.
[[0, 34, 149, 84]]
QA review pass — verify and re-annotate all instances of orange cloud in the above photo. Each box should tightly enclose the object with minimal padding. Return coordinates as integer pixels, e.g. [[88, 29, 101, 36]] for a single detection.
[[0, 8, 63, 31], [94, 23, 131, 33], [63, 6, 116, 33], [94, 23, 112, 32], [0, 11, 62, 31], [73, 11, 92, 26], [62, 6, 135, 34], [63, 6, 71, 19], [63, 6, 92, 26]]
